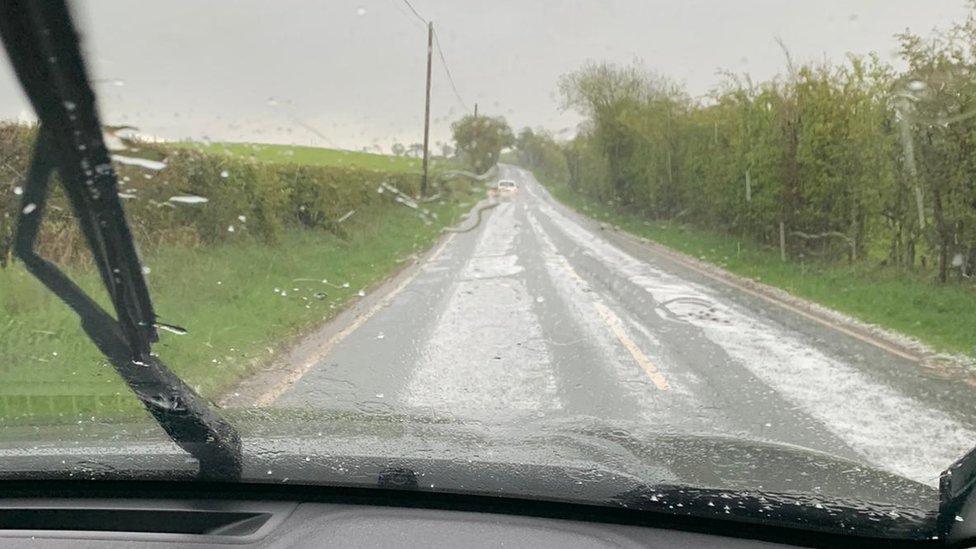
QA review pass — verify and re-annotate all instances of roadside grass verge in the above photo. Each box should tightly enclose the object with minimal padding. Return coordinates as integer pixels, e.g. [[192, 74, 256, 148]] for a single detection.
[[0, 191, 476, 423], [544, 182, 976, 359]]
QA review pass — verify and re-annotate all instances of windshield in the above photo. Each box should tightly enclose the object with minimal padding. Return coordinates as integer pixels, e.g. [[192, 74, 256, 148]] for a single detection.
[[2, 0, 976, 540]]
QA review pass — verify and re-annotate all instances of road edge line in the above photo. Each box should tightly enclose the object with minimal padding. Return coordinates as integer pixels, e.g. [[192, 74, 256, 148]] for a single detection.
[[249, 231, 458, 406]]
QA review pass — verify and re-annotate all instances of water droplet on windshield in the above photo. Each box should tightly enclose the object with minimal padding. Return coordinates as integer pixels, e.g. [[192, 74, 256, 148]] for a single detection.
[[908, 80, 927, 92], [142, 266, 151, 274], [63, 100, 76, 111], [112, 155, 166, 170], [356, 6, 367, 16], [155, 323, 188, 336], [168, 195, 208, 205], [220, 170, 230, 178], [227, 225, 235, 233], [238, 215, 247, 222], [13, 186, 23, 195], [22, 203, 37, 214]]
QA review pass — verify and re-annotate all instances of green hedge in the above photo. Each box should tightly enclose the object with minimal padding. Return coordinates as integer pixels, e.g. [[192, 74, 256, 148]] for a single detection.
[[0, 125, 424, 266], [551, 12, 976, 282]]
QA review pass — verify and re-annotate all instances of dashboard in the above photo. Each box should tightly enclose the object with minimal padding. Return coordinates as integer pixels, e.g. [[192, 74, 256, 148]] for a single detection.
[[0, 498, 803, 548]]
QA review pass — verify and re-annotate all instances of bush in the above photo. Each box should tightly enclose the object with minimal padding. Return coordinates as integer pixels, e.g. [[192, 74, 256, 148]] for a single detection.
[[0, 128, 424, 267], [551, 17, 976, 283]]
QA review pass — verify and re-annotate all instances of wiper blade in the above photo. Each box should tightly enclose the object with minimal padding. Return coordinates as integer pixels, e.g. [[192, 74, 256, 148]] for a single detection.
[[940, 447, 976, 543], [0, 0, 241, 481]]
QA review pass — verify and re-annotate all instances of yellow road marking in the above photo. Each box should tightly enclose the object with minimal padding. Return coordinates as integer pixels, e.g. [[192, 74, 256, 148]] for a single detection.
[[546, 242, 670, 391], [256, 232, 458, 406], [593, 302, 670, 391]]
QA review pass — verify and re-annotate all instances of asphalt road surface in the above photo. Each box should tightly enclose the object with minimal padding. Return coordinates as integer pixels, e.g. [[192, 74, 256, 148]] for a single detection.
[[275, 165, 976, 486]]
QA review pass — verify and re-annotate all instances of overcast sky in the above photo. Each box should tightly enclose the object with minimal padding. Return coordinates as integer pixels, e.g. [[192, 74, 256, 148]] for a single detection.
[[0, 0, 969, 151]]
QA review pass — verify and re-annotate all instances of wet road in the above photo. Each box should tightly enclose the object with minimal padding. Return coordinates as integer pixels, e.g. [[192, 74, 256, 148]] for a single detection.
[[275, 165, 975, 486]]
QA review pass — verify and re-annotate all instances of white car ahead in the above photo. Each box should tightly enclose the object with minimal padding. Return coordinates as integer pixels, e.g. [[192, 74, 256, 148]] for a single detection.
[[497, 179, 518, 197]]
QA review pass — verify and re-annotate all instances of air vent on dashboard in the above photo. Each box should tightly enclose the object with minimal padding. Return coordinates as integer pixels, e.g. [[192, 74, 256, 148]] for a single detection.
[[0, 508, 271, 536]]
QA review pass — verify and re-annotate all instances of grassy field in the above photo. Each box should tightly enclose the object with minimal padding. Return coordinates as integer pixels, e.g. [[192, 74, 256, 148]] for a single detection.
[[170, 141, 433, 173], [545, 182, 976, 359]]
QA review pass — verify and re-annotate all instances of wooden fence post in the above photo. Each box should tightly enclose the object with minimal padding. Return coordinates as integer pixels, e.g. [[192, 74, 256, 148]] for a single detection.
[[779, 221, 786, 262]]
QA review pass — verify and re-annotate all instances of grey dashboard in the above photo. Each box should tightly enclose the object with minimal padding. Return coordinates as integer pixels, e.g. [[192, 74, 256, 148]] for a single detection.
[[0, 499, 791, 548]]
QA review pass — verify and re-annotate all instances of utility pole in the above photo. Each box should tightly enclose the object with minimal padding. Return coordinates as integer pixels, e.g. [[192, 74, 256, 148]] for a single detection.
[[473, 102, 478, 118], [421, 21, 433, 197]]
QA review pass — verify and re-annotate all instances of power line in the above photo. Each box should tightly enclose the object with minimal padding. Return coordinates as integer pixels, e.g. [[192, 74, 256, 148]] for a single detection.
[[389, 1, 472, 114], [388, 0, 425, 30], [434, 30, 471, 112], [399, 0, 428, 25], [433, 28, 471, 114]]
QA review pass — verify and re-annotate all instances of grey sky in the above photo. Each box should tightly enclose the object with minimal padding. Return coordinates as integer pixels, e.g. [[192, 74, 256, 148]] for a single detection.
[[0, 0, 969, 151]]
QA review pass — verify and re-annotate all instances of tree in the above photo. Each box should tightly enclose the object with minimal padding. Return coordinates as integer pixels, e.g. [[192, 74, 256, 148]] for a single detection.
[[450, 114, 515, 173], [550, 4, 976, 282], [406, 143, 424, 158], [390, 143, 405, 156], [897, 11, 976, 281], [558, 61, 686, 206], [514, 127, 569, 185]]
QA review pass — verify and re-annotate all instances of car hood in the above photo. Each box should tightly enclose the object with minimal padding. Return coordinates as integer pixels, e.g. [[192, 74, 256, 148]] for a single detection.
[[0, 408, 940, 539]]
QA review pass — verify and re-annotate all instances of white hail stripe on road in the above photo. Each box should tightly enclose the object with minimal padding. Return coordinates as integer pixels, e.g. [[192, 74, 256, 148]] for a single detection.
[[404, 200, 560, 414], [525, 209, 674, 397], [459, 203, 524, 280], [463, 254, 523, 280], [528, 185, 973, 486]]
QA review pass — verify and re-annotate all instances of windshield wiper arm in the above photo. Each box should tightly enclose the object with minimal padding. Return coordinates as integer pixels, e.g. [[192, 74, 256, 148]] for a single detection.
[[0, 0, 241, 481]]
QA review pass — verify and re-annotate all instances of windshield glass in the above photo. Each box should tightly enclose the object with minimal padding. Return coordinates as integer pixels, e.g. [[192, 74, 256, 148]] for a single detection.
[[2, 0, 976, 539]]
